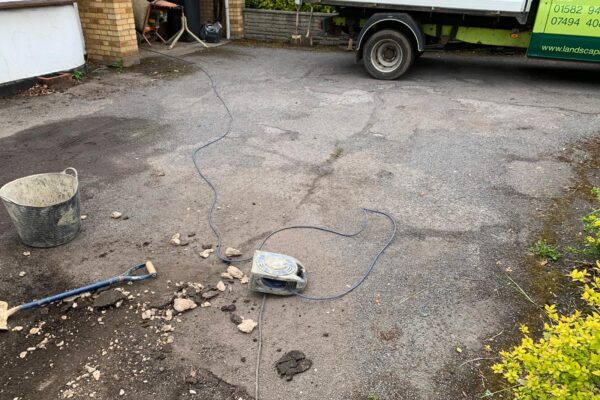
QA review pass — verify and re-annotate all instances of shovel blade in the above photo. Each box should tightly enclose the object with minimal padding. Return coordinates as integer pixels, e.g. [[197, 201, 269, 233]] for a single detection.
[[0, 301, 8, 331]]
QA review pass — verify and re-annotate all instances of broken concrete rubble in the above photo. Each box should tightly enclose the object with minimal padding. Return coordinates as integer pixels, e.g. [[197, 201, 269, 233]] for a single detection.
[[201, 291, 219, 300], [169, 233, 181, 246], [220, 272, 233, 279], [226, 266, 243, 279], [275, 350, 312, 381], [199, 248, 214, 258], [141, 309, 155, 320], [224, 247, 242, 257], [173, 298, 197, 313], [237, 319, 257, 333]]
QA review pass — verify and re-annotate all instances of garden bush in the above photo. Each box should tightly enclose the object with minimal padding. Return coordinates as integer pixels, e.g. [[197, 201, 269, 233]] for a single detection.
[[492, 189, 600, 399], [245, 0, 334, 13]]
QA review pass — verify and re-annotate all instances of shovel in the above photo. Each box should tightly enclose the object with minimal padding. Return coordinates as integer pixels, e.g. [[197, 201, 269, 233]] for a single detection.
[[291, 4, 302, 44], [0, 261, 157, 331]]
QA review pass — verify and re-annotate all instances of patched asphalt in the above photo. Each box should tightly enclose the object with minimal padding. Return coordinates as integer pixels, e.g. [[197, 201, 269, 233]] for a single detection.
[[0, 44, 599, 399]]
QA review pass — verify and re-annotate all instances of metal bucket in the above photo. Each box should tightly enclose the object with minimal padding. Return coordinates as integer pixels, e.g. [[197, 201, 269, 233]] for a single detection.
[[0, 168, 81, 248]]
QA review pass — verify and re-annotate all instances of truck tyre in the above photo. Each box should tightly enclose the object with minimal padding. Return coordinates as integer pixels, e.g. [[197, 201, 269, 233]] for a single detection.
[[363, 29, 414, 80]]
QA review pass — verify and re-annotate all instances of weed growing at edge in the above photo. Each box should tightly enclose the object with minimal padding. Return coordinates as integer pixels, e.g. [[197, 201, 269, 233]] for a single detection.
[[71, 69, 83, 80], [530, 239, 560, 261], [109, 59, 124, 73], [330, 145, 343, 159]]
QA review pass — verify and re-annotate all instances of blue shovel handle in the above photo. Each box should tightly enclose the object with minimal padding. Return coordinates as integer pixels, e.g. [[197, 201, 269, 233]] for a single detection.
[[18, 261, 157, 312]]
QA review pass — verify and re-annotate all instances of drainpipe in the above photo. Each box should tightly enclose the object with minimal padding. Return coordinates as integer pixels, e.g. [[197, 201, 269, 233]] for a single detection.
[[224, 0, 231, 39]]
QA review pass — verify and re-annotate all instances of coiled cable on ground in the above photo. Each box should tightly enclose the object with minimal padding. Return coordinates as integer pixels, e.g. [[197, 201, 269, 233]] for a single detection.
[[140, 46, 397, 399]]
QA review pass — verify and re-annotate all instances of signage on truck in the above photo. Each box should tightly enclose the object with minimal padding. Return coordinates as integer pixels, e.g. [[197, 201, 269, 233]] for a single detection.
[[528, 0, 600, 62]]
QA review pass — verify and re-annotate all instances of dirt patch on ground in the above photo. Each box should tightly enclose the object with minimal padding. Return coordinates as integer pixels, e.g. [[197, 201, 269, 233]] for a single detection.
[[0, 116, 166, 184], [128, 56, 197, 80], [0, 106, 253, 400], [0, 284, 252, 399], [0, 115, 173, 237]]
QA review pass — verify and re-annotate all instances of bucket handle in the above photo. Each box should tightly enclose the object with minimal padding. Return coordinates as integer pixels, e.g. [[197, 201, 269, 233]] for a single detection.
[[63, 167, 79, 193], [63, 167, 78, 181]]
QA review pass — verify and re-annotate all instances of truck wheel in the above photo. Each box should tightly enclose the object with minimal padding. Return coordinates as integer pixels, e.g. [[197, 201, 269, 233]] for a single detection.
[[363, 29, 414, 80]]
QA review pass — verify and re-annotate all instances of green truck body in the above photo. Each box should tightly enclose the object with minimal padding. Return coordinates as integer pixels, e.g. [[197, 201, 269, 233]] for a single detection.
[[313, 0, 599, 78], [528, 0, 600, 62], [418, 1, 600, 63]]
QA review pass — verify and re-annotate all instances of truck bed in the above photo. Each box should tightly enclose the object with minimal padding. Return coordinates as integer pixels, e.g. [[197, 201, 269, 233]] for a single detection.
[[310, 0, 533, 16]]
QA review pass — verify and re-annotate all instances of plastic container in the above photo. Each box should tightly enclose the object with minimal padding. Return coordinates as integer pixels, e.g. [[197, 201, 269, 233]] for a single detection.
[[0, 168, 81, 247]]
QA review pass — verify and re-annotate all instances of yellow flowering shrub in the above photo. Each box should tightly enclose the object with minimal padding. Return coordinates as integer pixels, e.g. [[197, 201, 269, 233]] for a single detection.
[[492, 262, 600, 399], [580, 188, 600, 256]]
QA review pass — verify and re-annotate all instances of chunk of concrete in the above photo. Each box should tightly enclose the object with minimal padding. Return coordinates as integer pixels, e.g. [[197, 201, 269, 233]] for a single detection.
[[173, 298, 197, 313]]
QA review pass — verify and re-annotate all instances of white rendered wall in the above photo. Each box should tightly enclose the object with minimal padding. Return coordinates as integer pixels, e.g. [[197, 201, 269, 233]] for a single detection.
[[0, 4, 85, 84]]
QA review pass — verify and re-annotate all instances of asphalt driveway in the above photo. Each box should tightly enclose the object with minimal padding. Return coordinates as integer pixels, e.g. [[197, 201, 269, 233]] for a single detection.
[[0, 44, 599, 400]]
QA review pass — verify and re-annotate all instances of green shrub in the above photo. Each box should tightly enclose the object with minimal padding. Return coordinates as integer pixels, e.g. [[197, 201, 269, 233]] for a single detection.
[[492, 264, 600, 398], [245, 0, 334, 13], [581, 213, 600, 258], [492, 253, 600, 398]]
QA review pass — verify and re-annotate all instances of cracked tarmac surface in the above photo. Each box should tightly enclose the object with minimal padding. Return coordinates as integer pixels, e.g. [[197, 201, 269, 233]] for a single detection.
[[0, 44, 599, 399]]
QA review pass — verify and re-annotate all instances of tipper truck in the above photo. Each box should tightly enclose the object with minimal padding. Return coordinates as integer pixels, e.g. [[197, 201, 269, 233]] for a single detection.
[[305, 0, 600, 79]]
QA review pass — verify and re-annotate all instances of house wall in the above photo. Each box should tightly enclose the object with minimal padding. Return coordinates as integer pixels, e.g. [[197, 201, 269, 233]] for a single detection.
[[77, 0, 140, 66]]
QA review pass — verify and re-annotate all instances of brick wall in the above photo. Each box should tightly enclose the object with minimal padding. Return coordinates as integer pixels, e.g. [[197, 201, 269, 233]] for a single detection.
[[200, 0, 215, 23], [244, 9, 339, 45], [229, 0, 244, 38], [77, 0, 140, 66]]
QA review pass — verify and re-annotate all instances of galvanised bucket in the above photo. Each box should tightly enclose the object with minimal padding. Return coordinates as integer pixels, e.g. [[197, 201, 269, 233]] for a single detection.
[[0, 168, 80, 247]]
